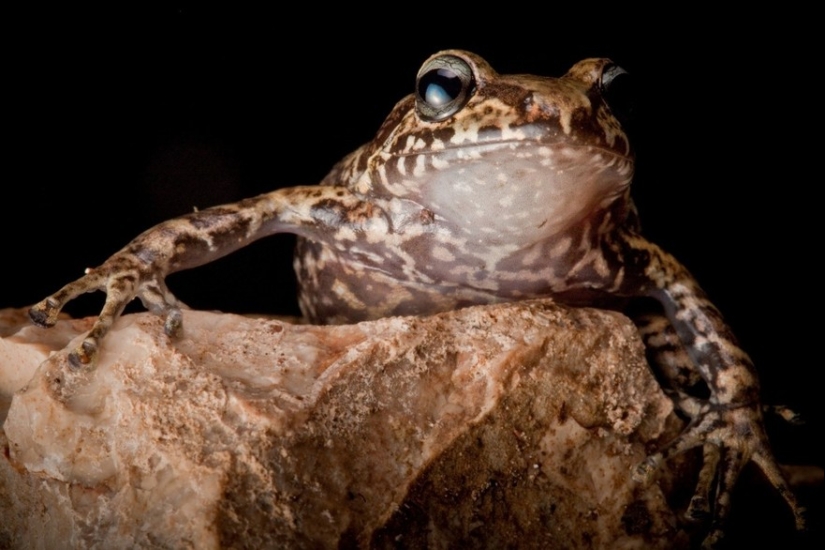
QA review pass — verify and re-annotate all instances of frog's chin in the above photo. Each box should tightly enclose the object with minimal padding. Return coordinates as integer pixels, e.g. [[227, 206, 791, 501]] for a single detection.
[[418, 146, 631, 241]]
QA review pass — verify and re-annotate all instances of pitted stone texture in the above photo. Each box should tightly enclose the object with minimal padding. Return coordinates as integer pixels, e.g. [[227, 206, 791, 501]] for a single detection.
[[0, 301, 685, 549]]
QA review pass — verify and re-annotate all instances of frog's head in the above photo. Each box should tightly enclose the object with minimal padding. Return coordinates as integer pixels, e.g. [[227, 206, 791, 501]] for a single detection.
[[360, 50, 635, 242]]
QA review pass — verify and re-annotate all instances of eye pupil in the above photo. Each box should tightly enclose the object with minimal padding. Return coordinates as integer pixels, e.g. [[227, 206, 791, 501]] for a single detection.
[[415, 54, 475, 122], [419, 68, 463, 107]]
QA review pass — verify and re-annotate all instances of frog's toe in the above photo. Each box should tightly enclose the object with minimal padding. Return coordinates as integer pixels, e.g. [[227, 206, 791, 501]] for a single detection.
[[29, 297, 63, 328], [163, 307, 184, 338], [703, 445, 747, 546], [640, 424, 746, 548], [685, 444, 720, 521], [137, 281, 186, 338], [29, 269, 108, 327], [765, 404, 804, 426], [700, 528, 725, 550], [632, 452, 663, 484], [686, 494, 711, 521], [62, 274, 141, 368], [68, 336, 99, 368], [750, 444, 807, 531], [639, 406, 714, 473]]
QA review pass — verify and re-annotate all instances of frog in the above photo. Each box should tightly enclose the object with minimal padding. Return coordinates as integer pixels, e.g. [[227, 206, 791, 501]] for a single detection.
[[28, 49, 804, 546]]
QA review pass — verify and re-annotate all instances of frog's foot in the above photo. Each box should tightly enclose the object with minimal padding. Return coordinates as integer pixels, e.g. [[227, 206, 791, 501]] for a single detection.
[[29, 262, 184, 368], [632, 404, 807, 547]]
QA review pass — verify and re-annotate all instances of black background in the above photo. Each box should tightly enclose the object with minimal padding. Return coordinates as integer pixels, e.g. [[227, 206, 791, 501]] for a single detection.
[[3, 6, 820, 546]]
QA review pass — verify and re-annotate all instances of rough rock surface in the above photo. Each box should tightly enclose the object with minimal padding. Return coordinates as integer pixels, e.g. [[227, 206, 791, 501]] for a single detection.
[[0, 301, 689, 549]]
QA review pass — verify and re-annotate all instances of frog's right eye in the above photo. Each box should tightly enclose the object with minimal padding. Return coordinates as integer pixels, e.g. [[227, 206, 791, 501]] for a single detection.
[[416, 55, 475, 122], [600, 64, 635, 128]]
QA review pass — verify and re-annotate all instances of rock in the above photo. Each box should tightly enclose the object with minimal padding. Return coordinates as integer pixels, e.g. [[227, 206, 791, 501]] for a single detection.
[[0, 301, 688, 548]]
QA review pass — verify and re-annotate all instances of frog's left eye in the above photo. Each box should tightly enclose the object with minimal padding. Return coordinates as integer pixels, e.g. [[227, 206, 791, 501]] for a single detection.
[[416, 55, 475, 122]]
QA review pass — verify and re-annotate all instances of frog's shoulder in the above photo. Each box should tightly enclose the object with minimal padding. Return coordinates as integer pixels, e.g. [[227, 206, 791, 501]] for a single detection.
[[320, 93, 418, 190]]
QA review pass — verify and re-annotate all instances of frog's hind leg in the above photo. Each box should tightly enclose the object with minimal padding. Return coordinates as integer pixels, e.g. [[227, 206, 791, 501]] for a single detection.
[[634, 312, 707, 418], [631, 312, 807, 544], [633, 312, 720, 521]]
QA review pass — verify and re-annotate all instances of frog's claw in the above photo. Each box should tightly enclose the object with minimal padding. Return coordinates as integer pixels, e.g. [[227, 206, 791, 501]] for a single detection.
[[633, 404, 807, 547]]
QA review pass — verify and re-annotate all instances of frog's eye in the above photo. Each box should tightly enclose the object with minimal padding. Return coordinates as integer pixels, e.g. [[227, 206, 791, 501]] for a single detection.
[[600, 64, 635, 126], [416, 55, 475, 122]]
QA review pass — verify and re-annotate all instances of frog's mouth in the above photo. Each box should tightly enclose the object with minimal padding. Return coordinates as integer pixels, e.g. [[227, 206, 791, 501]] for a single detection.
[[387, 138, 633, 241], [388, 129, 633, 175], [393, 134, 631, 164]]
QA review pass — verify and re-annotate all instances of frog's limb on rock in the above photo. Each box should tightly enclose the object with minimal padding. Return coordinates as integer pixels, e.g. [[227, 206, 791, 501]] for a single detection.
[[635, 311, 808, 538], [29, 186, 377, 368], [30, 259, 182, 367], [620, 235, 807, 545]]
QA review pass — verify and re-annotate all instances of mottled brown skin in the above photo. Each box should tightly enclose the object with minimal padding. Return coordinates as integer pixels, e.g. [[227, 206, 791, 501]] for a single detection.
[[29, 50, 803, 546]]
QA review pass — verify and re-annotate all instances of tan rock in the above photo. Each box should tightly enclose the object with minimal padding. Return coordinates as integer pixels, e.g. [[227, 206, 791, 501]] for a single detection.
[[0, 301, 688, 549]]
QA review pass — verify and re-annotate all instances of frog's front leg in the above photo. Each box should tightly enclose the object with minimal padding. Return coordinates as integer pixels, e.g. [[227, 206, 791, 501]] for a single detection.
[[29, 186, 377, 367], [623, 235, 806, 545]]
